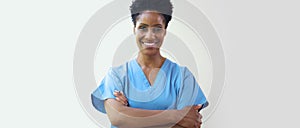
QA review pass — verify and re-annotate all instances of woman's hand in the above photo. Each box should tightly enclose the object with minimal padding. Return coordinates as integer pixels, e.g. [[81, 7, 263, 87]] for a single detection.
[[113, 90, 203, 128], [113, 90, 128, 106], [176, 105, 203, 128]]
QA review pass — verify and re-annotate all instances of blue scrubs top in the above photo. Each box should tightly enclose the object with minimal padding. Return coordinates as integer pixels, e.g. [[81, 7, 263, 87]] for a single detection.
[[91, 58, 208, 127]]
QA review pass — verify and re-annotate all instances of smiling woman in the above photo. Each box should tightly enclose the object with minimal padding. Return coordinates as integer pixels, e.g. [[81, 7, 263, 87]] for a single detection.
[[135, 11, 166, 58], [91, 0, 209, 128]]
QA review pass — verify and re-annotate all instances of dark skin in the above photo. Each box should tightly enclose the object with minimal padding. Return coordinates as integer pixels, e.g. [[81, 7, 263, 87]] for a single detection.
[[134, 11, 167, 85], [111, 11, 203, 128], [113, 91, 203, 128]]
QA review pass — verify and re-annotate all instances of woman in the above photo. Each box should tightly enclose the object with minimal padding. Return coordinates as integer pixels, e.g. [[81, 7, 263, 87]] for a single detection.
[[91, 0, 208, 127]]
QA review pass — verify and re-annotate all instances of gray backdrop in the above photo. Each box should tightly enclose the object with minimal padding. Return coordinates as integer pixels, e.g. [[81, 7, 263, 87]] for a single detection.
[[0, 0, 299, 128]]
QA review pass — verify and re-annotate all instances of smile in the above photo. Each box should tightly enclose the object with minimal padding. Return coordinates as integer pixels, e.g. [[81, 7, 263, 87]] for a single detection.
[[141, 41, 159, 48], [143, 42, 156, 46]]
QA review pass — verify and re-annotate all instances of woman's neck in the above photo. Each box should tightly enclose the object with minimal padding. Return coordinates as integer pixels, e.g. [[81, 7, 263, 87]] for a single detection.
[[137, 52, 165, 68]]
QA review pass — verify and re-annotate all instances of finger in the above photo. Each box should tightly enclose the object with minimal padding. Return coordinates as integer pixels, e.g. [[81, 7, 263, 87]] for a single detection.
[[113, 90, 128, 106], [184, 113, 200, 124], [114, 90, 124, 95], [199, 113, 203, 120], [193, 104, 202, 110], [115, 97, 121, 102], [116, 97, 127, 105], [117, 94, 128, 103], [119, 91, 128, 100], [113, 90, 121, 96], [194, 119, 202, 128], [197, 113, 203, 127], [183, 108, 199, 120], [119, 94, 128, 102], [114, 91, 127, 100], [179, 117, 195, 128], [199, 120, 203, 128], [113, 91, 127, 102], [114, 90, 124, 94], [195, 113, 203, 124], [195, 122, 200, 128], [196, 112, 201, 121], [198, 121, 202, 128]]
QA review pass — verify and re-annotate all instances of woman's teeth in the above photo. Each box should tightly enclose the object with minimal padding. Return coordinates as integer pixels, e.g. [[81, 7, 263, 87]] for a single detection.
[[144, 42, 155, 46]]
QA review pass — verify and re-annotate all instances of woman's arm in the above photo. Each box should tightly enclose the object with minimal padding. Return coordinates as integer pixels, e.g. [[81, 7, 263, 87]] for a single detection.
[[104, 99, 201, 128], [104, 98, 176, 128]]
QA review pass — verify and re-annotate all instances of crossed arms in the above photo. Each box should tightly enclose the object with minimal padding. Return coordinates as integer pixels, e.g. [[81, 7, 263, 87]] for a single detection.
[[103, 91, 203, 128]]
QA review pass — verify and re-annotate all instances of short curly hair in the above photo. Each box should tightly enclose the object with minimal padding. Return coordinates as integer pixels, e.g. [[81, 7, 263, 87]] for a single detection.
[[130, 0, 173, 29]]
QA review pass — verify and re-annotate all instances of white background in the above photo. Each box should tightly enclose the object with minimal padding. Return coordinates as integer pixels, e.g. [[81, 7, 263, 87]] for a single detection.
[[1, 0, 299, 127]]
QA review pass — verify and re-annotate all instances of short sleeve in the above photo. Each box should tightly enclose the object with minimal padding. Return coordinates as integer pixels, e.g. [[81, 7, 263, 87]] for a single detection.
[[91, 68, 123, 113], [176, 67, 209, 110]]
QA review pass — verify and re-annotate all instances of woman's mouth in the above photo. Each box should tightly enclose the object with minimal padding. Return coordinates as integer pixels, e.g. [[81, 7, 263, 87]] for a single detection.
[[144, 42, 155, 46], [142, 42, 158, 48]]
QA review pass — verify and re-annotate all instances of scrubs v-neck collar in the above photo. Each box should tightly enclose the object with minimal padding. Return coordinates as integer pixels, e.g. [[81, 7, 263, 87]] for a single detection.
[[127, 58, 169, 102], [133, 58, 169, 87]]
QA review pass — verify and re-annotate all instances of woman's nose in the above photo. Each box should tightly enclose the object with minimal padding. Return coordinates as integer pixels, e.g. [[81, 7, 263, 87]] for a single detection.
[[144, 30, 155, 40]]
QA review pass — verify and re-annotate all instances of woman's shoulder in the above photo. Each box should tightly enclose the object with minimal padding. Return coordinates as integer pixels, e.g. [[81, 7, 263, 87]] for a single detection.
[[108, 60, 132, 78], [166, 58, 191, 74]]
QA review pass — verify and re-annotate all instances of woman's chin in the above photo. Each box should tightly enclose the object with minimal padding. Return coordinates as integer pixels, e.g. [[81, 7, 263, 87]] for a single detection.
[[140, 48, 160, 56]]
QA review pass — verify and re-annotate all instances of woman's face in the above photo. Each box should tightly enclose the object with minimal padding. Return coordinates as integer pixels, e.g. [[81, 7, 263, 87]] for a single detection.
[[134, 11, 166, 56]]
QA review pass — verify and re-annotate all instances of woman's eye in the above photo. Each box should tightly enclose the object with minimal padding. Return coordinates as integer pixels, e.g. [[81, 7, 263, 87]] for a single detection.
[[153, 27, 163, 33], [138, 26, 147, 31], [138, 26, 146, 29]]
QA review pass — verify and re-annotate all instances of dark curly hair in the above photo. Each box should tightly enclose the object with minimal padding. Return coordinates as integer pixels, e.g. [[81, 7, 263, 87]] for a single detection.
[[130, 0, 173, 29]]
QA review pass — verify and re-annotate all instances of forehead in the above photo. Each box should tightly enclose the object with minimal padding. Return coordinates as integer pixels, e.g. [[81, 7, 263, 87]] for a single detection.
[[136, 11, 165, 26]]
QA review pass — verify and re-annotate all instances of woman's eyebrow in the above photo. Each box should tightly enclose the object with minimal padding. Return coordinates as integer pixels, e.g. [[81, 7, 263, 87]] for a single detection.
[[138, 23, 149, 27], [153, 24, 163, 27]]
